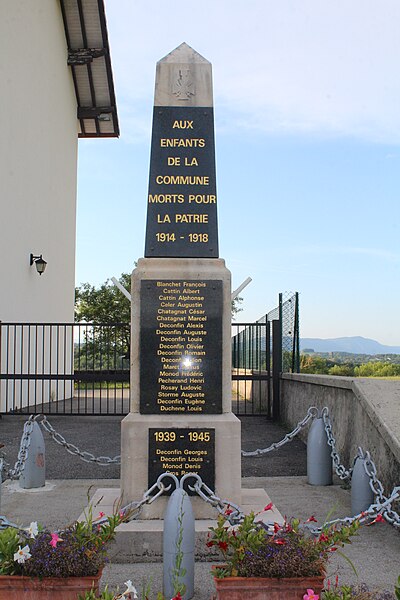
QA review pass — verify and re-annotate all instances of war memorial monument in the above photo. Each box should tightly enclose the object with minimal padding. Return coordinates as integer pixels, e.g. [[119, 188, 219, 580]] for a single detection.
[[95, 43, 272, 550]]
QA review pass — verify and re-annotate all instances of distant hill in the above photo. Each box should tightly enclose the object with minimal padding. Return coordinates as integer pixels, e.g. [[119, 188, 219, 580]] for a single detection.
[[300, 336, 400, 355]]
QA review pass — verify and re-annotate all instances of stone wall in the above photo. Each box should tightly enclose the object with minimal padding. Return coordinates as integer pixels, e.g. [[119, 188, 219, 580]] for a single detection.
[[280, 374, 400, 493]]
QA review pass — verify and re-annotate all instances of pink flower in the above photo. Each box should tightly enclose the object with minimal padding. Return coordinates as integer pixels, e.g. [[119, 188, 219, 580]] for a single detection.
[[49, 533, 63, 548], [263, 502, 274, 511], [373, 514, 385, 523], [306, 515, 317, 523], [303, 589, 319, 600], [273, 522, 281, 534], [96, 511, 106, 519], [274, 538, 286, 545]]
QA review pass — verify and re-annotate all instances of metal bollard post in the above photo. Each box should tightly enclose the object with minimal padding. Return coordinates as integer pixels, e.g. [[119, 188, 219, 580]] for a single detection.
[[163, 487, 195, 600], [307, 412, 332, 485], [351, 451, 374, 515], [19, 421, 45, 489]]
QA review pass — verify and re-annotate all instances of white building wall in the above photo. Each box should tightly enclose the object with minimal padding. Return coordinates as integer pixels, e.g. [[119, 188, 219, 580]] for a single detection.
[[0, 0, 78, 324], [0, 1, 78, 409]]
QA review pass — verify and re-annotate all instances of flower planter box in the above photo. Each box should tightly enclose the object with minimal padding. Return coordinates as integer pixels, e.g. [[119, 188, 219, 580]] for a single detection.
[[0, 569, 102, 600], [213, 567, 325, 600]]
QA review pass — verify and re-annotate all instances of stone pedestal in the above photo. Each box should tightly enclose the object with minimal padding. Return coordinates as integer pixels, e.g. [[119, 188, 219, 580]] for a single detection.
[[120, 258, 242, 519], [121, 413, 241, 519]]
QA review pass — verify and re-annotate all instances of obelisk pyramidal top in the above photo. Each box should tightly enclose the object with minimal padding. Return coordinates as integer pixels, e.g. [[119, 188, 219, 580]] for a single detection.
[[154, 42, 213, 107], [145, 43, 219, 258]]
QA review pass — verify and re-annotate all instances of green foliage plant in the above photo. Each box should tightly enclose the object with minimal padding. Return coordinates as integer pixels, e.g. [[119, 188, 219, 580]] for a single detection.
[[0, 500, 131, 578], [0, 527, 21, 575], [207, 511, 360, 579], [395, 575, 400, 600], [78, 586, 116, 600], [322, 579, 397, 599], [170, 496, 186, 598], [75, 273, 131, 324]]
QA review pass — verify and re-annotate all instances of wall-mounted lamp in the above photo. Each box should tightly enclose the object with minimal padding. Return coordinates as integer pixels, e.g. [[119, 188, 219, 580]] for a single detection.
[[30, 253, 47, 275]]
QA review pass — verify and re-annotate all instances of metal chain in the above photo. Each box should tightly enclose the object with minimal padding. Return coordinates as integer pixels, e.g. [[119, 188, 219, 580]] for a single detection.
[[241, 406, 319, 457], [183, 473, 244, 525], [362, 451, 400, 528], [6, 418, 34, 480], [0, 515, 26, 532], [0, 473, 173, 532], [34, 415, 121, 466], [322, 407, 353, 481]]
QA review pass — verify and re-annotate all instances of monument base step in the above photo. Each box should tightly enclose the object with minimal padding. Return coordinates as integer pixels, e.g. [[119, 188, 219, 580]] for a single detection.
[[85, 487, 283, 562]]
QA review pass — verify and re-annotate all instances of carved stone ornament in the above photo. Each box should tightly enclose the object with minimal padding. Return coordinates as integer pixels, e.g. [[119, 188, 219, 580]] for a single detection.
[[172, 68, 195, 100]]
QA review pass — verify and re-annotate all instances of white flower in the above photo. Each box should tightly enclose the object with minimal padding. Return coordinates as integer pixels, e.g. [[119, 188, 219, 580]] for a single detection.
[[26, 521, 39, 538], [13, 545, 31, 564], [124, 580, 138, 598]]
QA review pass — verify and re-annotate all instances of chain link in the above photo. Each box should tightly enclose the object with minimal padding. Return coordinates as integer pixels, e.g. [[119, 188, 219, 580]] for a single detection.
[[362, 451, 400, 528], [179, 473, 244, 525], [1, 410, 398, 531], [241, 406, 318, 457], [0, 473, 173, 532], [34, 415, 121, 466], [5, 418, 34, 480], [322, 407, 353, 481], [0, 515, 26, 532]]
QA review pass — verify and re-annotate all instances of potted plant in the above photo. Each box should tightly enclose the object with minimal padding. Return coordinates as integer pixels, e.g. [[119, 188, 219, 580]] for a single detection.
[[0, 503, 130, 600], [206, 505, 361, 600]]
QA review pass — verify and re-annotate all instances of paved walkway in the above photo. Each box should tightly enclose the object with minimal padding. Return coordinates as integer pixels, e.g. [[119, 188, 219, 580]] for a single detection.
[[1, 414, 307, 478], [1, 415, 399, 598]]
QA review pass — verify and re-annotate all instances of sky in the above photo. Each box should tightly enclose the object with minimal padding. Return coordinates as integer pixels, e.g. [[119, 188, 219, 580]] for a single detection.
[[76, 0, 400, 346]]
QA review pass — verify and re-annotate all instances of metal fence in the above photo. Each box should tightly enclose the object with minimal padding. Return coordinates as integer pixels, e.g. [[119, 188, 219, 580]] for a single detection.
[[231, 292, 300, 417], [0, 323, 130, 415], [257, 291, 300, 373], [0, 295, 299, 417], [231, 321, 271, 416]]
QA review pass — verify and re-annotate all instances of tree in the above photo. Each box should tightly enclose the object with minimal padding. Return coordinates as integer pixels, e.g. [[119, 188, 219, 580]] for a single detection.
[[231, 296, 243, 319], [300, 354, 330, 374], [75, 273, 131, 323], [328, 364, 355, 377], [354, 361, 400, 377], [74, 273, 131, 370], [76, 273, 243, 322]]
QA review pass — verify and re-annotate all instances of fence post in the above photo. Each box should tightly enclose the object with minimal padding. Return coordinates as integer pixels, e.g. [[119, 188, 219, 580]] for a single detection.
[[293, 292, 300, 373], [272, 319, 282, 421]]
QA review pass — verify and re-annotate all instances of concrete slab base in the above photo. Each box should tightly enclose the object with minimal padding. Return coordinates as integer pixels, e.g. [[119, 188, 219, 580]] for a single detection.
[[86, 486, 283, 562]]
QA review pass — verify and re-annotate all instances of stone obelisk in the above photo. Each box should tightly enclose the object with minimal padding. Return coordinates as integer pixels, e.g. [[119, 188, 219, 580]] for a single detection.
[[121, 43, 242, 519]]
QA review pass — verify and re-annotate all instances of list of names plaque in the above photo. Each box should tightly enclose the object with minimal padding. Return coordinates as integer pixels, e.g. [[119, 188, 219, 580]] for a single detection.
[[140, 279, 222, 414], [148, 428, 215, 495]]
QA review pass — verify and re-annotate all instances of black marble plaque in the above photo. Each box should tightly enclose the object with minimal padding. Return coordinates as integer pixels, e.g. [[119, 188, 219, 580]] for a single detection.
[[145, 106, 218, 258], [148, 428, 215, 495], [140, 279, 222, 414]]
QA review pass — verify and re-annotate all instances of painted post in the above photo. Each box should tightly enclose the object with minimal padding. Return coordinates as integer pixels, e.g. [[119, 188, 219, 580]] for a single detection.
[[163, 487, 195, 600], [307, 414, 333, 485], [19, 421, 45, 489], [351, 452, 374, 515]]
